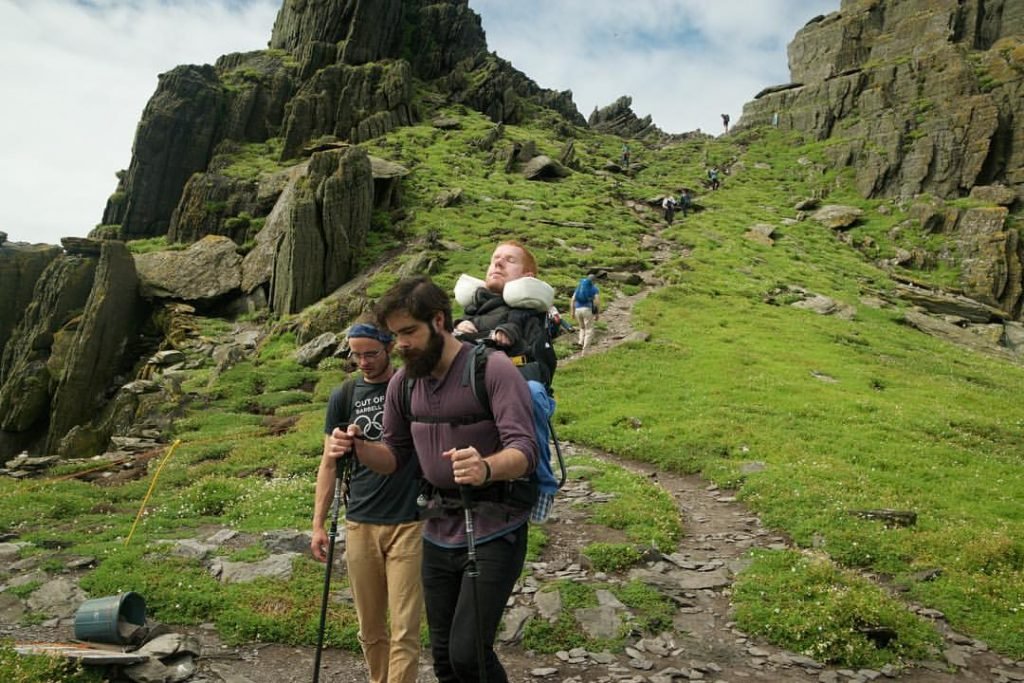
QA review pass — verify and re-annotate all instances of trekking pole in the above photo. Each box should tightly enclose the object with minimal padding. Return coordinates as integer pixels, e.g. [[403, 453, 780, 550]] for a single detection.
[[313, 440, 354, 683], [459, 484, 488, 683], [548, 418, 568, 487]]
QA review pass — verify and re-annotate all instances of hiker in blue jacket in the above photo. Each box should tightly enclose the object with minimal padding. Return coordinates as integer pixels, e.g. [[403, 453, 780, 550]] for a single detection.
[[570, 274, 600, 354]]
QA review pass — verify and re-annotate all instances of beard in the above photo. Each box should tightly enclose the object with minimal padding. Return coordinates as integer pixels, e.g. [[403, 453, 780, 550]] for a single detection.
[[400, 325, 445, 379]]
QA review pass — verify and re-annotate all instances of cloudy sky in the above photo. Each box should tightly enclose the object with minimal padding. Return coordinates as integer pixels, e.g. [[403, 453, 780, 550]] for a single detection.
[[0, 0, 838, 247]]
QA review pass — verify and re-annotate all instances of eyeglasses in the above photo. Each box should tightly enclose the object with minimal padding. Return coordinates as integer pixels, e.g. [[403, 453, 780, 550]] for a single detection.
[[350, 350, 384, 360]]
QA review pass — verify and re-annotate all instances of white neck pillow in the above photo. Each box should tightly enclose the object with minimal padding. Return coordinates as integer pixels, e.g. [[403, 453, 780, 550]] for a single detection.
[[454, 274, 554, 312]]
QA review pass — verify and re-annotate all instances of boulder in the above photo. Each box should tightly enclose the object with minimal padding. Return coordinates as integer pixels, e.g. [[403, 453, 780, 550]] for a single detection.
[[369, 155, 410, 210], [955, 206, 1023, 314], [522, 155, 571, 181], [909, 195, 960, 234], [903, 309, 1016, 360], [893, 283, 1008, 322], [744, 223, 777, 246], [811, 205, 863, 230], [295, 333, 340, 368], [242, 163, 309, 295], [60, 237, 103, 256], [135, 236, 243, 302], [969, 184, 1019, 206]]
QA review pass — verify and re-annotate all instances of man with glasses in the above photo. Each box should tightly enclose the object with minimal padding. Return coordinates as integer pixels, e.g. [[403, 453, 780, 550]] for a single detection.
[[330, 276, 538, 682], [311, 318, 423, 683]]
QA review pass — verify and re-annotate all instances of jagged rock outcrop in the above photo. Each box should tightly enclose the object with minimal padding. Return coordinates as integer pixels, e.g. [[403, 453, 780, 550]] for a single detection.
[[215, 51, 297, 142], [279, 59, 415, 159], [239, 152, 405, 304], [737, 0, 1023, 201], [441, 53, 585, 129], [104, 0, 585, 241], [269, 146, 374, 315], [269, 0, 405, 62], [168, 172, 261, 245], [45, 242, 146, 455], [107, 65, 228, 239], [589, 96, 663, 139], [0, 241, 148, 458], [0, 240, 62, 361], [270, 0, 486, 80], [0, 254, 98, 407]]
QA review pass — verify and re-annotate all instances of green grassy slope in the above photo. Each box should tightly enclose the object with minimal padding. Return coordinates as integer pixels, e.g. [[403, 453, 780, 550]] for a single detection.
[[2, 105, 1021, 669]]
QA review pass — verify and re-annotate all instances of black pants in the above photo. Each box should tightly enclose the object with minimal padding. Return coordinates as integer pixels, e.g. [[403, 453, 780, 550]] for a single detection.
[[422, 524, 528, 682]]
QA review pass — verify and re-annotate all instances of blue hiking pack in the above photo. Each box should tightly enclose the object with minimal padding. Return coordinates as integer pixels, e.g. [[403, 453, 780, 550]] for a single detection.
[[400, 344, 566, 522], [574, 277, 597, 308]]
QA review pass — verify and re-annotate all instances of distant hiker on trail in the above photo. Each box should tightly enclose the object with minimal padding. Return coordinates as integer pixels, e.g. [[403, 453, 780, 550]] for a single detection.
[[678, 188, 693, 217], [721, 113, 730, 133], [453, 240, 557, 387], [332, 275, 538, 683], [707, 166, 720, 191], [621, 143, 631, 169], [570, 274, 600, 354], [662, 194, 677, 226], [312, 319, 423, 683]]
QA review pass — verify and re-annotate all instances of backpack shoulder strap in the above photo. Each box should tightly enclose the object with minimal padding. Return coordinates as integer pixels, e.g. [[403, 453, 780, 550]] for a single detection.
[[466, 344, 492, 416]]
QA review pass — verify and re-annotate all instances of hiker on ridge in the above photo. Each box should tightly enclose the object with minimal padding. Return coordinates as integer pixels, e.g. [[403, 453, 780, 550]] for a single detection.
[[678, 188, 693, 217], [707, 166, 720, 191], [311, 319, 423, 683], [662, 194, 678, 226], [329, 275, 538, 683], [570, 274, 600, 354]]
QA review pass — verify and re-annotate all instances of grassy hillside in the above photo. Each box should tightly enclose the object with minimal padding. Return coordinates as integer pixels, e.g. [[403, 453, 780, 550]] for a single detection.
[[2, 102, 1022, 674]]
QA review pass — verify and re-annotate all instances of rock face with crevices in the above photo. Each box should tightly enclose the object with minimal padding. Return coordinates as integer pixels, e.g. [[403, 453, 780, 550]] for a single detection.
[[100, 0, 583, 246], [738, 0, 1023, 201]]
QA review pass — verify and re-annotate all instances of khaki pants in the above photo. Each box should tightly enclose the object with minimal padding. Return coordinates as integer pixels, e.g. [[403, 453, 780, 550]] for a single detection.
[[345, 519, 424, 683], [574, 306, 596, 353]]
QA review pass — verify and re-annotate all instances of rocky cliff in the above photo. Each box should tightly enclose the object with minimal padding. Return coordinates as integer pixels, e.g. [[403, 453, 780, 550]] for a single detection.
[[738, 0, 1023, 316], [102, 0, 582, 242], [0, 239, 145, 459], [739, 0, 1023, 200], [0, 233, 62, 365]]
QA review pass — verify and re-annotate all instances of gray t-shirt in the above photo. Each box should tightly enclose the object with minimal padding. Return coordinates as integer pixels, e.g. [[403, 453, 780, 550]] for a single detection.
[[325, 377, 420, 524]]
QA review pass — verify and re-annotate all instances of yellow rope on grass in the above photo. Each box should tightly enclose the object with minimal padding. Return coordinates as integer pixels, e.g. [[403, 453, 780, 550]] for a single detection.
[[124, 439, 182, 547]]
